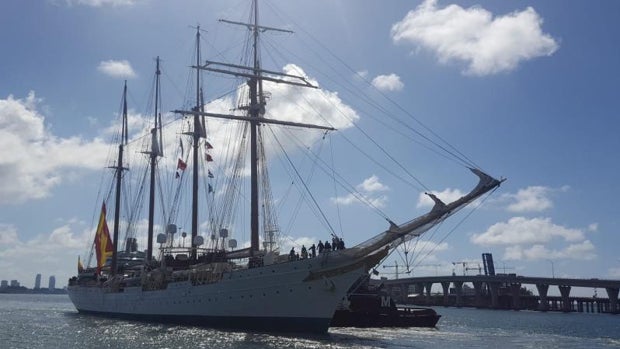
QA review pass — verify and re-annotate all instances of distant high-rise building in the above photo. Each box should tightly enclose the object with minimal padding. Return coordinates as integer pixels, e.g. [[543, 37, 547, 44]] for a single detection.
[[48, 275, 56, 290], [0, 280, 7, 288], [34, 274, 41, 289], [10, 280, 20, 287]]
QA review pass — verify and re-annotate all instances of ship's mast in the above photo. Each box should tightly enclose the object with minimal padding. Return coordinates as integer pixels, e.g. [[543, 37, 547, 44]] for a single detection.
[[146, 57, 163, 263], [249, 1, 260, 255], [111, 81, 129, 275], [175, 0, 333, 260], [191, 27, 202, 261]]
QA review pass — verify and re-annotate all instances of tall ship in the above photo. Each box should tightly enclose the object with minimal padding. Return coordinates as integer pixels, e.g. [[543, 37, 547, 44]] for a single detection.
[[67, 1, 503, 333]]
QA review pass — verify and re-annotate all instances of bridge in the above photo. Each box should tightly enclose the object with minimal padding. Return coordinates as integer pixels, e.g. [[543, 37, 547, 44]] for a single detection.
[[375, 274, 620, 314]]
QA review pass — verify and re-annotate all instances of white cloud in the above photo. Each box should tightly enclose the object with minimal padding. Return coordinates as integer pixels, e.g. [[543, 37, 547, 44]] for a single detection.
[[206, 64, 358, 152], [367, 195, 388, 209], [497, 185, 570, 213], [371, 73, 404, 92], [0, 92, 110, 204], [332, 193, 388, 209], [184, 63, 359, 182], [332, 175, 389, 208], [0, 62, 359, 206], [473, 216, 596, 262], [49, 224, 89, 249], [97, 60, 137, 79], [505, 186, 553, 213], [417, 240, 450, 253], [502, 241, 596, 261], [417, 188, 465, 208], [503, 245, 524, 260], [0, 220, 92, 288], [563, 240, 596, 259], [268, 64, 358, 130], [408, 239, 450, 260], [0, 224, 19, 244], [471, 216, 585, 246], [357, 175, 389, 193], [331, 193, 358, 206], [391, 0, 559, 76]]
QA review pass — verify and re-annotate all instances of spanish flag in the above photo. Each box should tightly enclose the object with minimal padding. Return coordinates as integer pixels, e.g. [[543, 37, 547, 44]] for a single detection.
[[94, 202, 114, 273]]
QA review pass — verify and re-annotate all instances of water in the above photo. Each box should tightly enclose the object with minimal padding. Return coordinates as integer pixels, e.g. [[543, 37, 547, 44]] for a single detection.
[[1, 294, 619, 348]]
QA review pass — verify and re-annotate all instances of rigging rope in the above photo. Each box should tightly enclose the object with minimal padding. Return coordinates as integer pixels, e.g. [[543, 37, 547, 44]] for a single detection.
[[263, 2, 483, 171], [270, 127, 337, 236]]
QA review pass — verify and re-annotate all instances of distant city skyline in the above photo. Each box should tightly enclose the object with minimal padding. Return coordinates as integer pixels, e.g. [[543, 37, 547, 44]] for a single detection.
[[0, 273, 59, 290]]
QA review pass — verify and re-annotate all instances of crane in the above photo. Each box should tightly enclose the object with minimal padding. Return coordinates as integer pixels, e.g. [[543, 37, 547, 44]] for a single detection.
[[451, 261, 468, 276], [465, 263, 483, 275], [415, 264, 442, 276], [382, 260, 411, 279], [497, 261, 515, 274]]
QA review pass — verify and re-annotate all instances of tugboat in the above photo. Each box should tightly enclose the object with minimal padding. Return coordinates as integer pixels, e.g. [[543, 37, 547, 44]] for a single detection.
[[331, 278, 441, 328]]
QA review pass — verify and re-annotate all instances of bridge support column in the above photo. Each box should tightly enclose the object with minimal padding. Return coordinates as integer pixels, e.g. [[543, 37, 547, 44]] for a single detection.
[[473, 281, 484, 308], [441, 282, 450, 306], [415, 282, 424, 302], [488, 282, 499, 309], [454, 281, 464, 307], [606, 288, 619, 314], [425, 282, 433, 304], [559, 285, 572, 312], [401, 283, 410, 303], [510, 283, 522, 310], [536, 284, 549, 311]]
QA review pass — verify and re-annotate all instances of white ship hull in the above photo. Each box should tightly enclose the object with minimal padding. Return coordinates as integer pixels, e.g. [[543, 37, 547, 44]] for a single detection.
[[68, 252, 381, 333]]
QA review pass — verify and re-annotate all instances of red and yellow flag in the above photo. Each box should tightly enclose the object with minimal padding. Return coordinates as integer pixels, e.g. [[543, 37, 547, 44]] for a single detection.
[[94, 202, 114, 273]]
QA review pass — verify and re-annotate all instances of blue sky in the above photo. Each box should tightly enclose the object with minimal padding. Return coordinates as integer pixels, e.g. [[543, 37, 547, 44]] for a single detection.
[[0, 0, 619, 295]]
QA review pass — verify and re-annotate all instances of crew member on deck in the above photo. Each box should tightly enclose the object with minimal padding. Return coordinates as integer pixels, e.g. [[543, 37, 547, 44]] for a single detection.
[[289, 247, 295, 261]]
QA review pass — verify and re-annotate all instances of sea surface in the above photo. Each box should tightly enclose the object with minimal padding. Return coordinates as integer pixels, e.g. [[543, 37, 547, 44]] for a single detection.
[[1, 293, 619, 348]]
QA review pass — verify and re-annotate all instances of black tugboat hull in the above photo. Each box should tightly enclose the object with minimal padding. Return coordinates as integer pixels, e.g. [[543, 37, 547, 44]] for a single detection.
[[331, 306, 440, 328]]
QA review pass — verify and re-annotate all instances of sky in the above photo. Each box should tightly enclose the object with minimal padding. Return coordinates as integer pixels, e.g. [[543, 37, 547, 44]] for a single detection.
[[0, 0, 619, 296]]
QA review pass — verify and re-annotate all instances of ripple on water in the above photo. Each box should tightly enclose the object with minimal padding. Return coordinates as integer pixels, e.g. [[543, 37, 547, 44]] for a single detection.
[[1, 295, 619, 349]]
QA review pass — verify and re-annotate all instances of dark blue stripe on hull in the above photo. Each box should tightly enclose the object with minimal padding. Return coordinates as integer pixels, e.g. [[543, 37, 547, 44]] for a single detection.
[[76, 310, 331, 333]]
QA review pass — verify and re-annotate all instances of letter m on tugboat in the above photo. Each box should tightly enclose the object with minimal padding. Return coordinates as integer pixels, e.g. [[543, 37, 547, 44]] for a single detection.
[[381, 296, 391, 308]]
